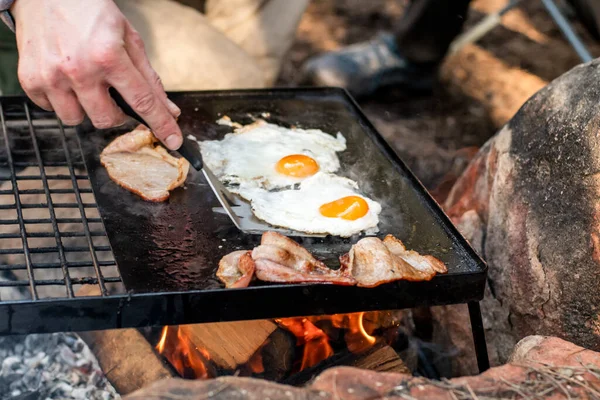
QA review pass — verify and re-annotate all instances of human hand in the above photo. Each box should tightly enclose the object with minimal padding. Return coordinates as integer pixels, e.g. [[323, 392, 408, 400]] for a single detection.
[[11, 0, 183, 150]]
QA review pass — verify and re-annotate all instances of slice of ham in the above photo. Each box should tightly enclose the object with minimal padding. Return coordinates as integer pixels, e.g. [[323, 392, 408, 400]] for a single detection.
[[251, 232, 356, 285], [341, 234, 447, 287], [100, 125, 189, 202], [216, 250, 256, 288]]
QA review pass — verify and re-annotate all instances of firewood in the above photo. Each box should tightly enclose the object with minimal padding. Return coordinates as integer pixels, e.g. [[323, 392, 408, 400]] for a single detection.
[[179, 320, 277, 370], [76, 285, 175, 395], [350, 343, 411, 374], [79, 328, 176, 395], [283, 342, 409, 386], [259, 328, 296, 381]]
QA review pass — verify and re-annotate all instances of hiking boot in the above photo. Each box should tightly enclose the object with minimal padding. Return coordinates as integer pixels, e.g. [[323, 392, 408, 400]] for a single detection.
[[299, 33, 437, 98]]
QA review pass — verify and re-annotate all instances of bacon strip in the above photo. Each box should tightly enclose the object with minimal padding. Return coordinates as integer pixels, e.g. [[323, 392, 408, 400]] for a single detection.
[[216, 232, 446, 288], [216, 250, 256, 288], [383, 235, 448, 275], [251, 232, 356, 285], [341, 234, 447, 287], [100, 125, 189, 202]]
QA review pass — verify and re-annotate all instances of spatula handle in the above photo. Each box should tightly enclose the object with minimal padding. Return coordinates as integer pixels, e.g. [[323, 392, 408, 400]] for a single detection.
[[109, 87, 148, 127], [108, 87, 203, 171]]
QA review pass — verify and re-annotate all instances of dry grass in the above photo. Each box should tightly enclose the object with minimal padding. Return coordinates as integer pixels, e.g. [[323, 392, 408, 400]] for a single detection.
[[388, 364, 600, 400]]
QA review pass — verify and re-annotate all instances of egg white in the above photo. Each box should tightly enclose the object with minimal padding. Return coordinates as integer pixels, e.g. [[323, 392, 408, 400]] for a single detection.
[[196, 121, 346, 190], [236, 172, 382, 237]]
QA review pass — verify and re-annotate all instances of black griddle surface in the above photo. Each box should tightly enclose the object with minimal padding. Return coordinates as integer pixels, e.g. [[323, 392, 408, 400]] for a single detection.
[[0, 88, 486, 335]]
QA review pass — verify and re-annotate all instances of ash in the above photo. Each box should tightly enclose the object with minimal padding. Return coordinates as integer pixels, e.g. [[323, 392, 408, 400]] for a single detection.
[[0, 333, 120, 400]]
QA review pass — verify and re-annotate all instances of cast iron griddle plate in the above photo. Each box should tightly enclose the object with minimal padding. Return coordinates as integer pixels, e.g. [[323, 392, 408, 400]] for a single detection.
[[77, 88, 486, 326]]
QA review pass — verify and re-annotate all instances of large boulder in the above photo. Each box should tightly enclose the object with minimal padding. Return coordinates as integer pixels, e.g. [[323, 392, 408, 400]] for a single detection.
[[435, 59, 600, 375]]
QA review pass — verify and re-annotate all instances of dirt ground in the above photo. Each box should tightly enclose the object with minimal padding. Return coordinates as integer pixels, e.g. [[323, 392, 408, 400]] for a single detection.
[[277, 0, 600, 190]]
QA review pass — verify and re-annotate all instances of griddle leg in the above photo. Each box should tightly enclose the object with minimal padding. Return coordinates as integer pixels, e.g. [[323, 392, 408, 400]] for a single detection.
[[468, 301, 490, 373]]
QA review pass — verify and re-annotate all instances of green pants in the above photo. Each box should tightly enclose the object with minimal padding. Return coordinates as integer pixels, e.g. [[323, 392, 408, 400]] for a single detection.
[[0, 23, 21, 96]]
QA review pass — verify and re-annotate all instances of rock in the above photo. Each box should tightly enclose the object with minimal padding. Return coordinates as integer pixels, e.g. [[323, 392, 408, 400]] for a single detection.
[[123, 336, 600, 399], [124, 377, 327, 400], [434, 59, 600, 375]]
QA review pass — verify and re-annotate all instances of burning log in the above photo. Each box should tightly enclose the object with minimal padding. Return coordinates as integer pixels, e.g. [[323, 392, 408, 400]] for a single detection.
[[155, 311, 411, 383], [283, 342, 409, 386], [178, 320, 277, 370], [155, 320, 277, 376], [352, 344, 410, 375], [258, 328, 296, 381]]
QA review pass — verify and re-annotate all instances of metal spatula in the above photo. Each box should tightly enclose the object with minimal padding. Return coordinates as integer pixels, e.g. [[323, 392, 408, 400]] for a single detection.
[[108, 88, 324, 237]]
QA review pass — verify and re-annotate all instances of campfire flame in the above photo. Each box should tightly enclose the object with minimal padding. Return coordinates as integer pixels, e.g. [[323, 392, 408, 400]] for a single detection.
[[275, 317, 335, 370], [156, 326, 212, 379], [156, 311, 386, 379], [276, 311, 378, 371]]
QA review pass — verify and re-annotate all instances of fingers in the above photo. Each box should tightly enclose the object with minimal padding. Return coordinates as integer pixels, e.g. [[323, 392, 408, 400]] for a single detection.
[[124, 23, 181, 118], [18, 59, 84, 123], [76, 85, 126, 129], [106, 53, 182, 150], [23, 90, 53, 112], [18, 67, 54, 112], [16, 19, 179, 137], [46, 90, 85, 126]]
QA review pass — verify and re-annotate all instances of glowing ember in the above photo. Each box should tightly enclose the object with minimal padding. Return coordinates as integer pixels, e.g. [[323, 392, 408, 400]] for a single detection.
[[247, 348, 265, 374], [155, 326, 213, 379]]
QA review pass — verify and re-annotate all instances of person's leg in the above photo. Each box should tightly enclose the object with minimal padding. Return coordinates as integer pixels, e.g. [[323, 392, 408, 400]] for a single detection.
[[394, 0, 471, 65], [0, 23, 21, 96], [300, 0, 472, 98], [204, 0, 309, 85], [114, 0, 266, 91]]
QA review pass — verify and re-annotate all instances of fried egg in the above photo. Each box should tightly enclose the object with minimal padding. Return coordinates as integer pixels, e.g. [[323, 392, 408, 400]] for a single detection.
[[195, 120, 346, 190], [236, 172, 382, 237]]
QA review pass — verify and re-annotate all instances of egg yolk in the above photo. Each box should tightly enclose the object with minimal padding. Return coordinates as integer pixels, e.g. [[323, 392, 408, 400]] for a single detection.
[[319, 196, 369, 220], [275, 154, 320, 177]]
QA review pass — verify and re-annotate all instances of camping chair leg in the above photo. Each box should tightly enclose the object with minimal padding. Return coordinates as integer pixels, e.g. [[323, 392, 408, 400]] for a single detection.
[[450, 0, 593, 64], [541, 0, 593, 62], [449, 0, 522, 55]]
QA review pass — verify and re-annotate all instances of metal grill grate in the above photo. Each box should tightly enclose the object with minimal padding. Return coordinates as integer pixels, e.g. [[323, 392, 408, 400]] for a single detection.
[[0, 89, 488, 337], [0, 98, 124, 302]]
